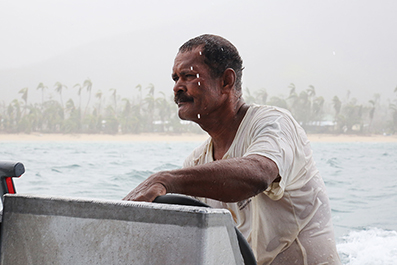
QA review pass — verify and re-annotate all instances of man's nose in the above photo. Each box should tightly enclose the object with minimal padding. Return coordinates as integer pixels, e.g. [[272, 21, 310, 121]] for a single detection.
[[173, 80, 187, 94]]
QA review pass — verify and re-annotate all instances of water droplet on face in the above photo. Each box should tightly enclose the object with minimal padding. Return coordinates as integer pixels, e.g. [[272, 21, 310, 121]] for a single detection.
[[190, 66, 193, 70], [196, 74, 200, 78], [197, 114, 201, 119], [199, 51, 202, 55], [198, 82, 201, 86]]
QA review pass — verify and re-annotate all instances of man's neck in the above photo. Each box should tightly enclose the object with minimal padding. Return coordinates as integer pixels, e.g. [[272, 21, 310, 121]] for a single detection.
[[201, 100, 249, 160]]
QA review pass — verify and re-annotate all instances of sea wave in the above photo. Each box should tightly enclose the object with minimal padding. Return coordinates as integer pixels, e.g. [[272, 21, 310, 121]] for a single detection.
[[337, 227, 397, 265]]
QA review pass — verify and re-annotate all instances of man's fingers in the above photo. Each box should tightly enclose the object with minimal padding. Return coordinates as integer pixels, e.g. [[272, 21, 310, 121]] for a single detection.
[[123, 182, 166, 202]]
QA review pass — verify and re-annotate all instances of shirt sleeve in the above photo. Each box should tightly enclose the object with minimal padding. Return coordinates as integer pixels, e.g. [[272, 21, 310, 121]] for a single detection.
[[242, 107, 310, 200]]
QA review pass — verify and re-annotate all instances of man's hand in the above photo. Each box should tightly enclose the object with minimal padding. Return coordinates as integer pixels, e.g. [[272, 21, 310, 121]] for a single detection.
[[122, 174, 168, 202], [121, 155, 278, 203]]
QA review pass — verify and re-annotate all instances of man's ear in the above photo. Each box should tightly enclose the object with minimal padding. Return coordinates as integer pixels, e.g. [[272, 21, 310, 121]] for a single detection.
[[221, 68, 236, 93]]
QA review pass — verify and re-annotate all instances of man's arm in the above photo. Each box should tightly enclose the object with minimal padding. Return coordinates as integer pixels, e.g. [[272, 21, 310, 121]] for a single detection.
[[122, 154, 279, 202]]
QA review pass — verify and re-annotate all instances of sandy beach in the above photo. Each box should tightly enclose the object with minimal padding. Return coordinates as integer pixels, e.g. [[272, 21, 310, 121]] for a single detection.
[[307, 134, 397, 143], [0, 133, 209, 142], [1, 133, 397, 143]]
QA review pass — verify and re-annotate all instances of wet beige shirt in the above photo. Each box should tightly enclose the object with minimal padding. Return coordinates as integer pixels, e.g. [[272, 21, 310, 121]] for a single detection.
[[183, 105, 340, 265]]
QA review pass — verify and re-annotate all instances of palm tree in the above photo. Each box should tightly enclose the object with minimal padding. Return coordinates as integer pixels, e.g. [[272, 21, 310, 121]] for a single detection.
[[24, 104, 42, 133], [42, 100, 64, 132], [135, 84, 142, 100], [243, 87, 256, 104], [65, 98, 76, 117], [73, 83, 83, 111], [103, 105, 119, 134], [255, 88, 268, 105], [390, 102, 397, 134], [312, 96, 325, 121], [146, 83, 155, 96], [368, 97, 378, 133], [144, 84, 155, 132], [389, 87, 397, 133], [267, 96, 288, 109], [288, 83, 296, 94], [286, 85, 311, 125], [332, 96, 342, 118], [287, 83, 298, 112], [342, 98, 363, 133], [306, 85, 317, 122], [63, 99, 80, 133], [18, 87, 28, 116], [0, 101, 6, 131], [7, 99, 21, 132], [83, 79, 93, 118], [306, 85, 316, 99], [296, 90, 311, 126], [332, 96, 342, 133], [133, 84, 143, 118], [109, 88, 117, 114], [54, 82, 67, 109], [36, 82, 47, 107], [95, 90, 103, 116], [346, 90, 351, 102], [155, 92, 172, 132], [120, 98, 133, 133]]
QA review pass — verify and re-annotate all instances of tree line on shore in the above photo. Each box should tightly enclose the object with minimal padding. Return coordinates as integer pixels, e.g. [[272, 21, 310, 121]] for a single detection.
[[1, 79, 397, 135]]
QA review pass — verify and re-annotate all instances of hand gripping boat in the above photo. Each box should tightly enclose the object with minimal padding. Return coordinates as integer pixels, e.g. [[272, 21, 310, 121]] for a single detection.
[[0, 160, 256, 265]]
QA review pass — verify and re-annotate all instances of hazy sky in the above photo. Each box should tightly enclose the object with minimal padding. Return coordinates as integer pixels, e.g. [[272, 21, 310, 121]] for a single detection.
[[1, 0, 188, 68], [1, 0, 396, 104]]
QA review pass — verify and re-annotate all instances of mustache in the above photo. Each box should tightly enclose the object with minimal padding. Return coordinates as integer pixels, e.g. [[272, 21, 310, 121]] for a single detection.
[[174, 91, 194, 105]]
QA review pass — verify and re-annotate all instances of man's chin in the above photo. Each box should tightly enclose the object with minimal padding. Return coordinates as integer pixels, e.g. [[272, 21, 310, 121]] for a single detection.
[[177, 112, 189, 121], [177, 109, 195, 122]]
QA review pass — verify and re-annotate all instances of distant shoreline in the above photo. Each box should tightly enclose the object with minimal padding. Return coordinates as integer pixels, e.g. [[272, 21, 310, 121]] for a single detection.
[[0, 133, 209, 142], [307, 134, 397, 143], [1, 133, 397, 143]]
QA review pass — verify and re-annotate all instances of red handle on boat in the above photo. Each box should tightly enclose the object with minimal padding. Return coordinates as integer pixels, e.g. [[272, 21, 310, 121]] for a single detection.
[[0, 161, 25, 203]]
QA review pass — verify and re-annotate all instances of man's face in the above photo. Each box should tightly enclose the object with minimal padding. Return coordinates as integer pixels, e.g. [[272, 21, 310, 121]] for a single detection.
[[172, 47, 223, 122]]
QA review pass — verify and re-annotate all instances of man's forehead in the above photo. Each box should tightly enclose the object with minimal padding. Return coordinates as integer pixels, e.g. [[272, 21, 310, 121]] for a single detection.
[[173, 48, 204, 69]]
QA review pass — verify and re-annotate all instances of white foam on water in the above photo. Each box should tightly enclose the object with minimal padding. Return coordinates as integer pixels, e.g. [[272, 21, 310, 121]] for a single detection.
[[337, 227, 397, 265]]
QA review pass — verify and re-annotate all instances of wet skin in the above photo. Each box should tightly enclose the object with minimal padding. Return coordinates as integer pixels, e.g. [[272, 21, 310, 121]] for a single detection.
[[172, 47, 227, 124]]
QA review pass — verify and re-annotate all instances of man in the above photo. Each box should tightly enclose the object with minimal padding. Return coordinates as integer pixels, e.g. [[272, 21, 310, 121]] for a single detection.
[[123, 34, 340, 265]]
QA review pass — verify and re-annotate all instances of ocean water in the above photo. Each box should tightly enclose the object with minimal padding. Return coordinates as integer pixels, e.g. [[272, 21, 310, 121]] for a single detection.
[[1, 140, 397, 264]]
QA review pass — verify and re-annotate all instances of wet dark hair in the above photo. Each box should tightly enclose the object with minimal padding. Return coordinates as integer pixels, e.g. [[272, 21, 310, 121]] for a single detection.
[[179, 34, 244, 93]]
